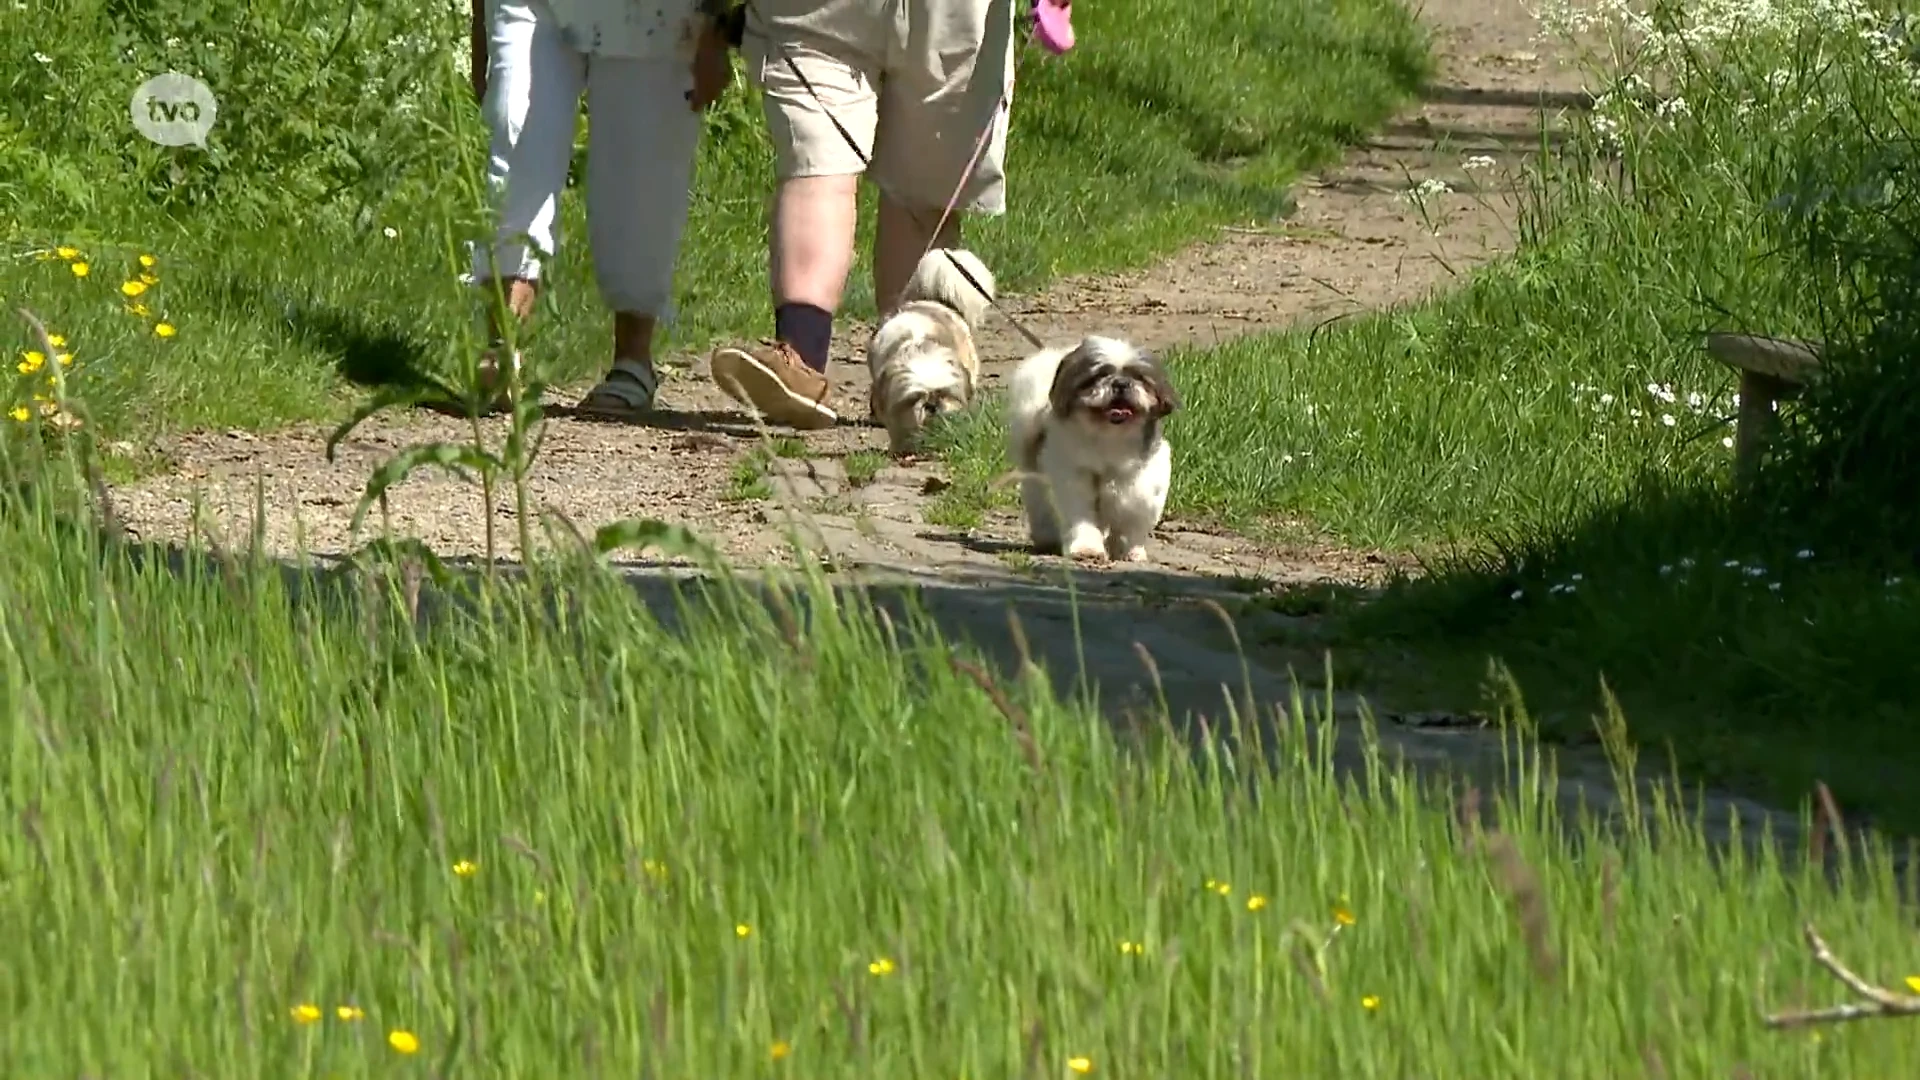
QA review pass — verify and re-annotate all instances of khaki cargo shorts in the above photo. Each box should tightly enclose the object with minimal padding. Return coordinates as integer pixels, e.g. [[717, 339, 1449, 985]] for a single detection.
[[743, 0, 1016, 215]]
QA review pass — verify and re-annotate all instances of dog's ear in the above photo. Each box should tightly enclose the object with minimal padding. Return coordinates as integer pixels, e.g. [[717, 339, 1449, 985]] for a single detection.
[[1138, 351, 1180, 417], [1047, 343, 1100, 418]]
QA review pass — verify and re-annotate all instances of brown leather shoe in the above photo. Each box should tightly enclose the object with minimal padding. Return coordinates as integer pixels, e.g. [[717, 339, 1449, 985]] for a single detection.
[[709, 340, 836, 430]]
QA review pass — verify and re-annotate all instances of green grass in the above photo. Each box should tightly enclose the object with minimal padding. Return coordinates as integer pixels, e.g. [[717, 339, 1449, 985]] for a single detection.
[[842, 449, 888, 487], [4, 481, 1920, 1074], [725, 451, 774, 502], [1, 0, 1427, 448], [925, 1, 1920, 833]]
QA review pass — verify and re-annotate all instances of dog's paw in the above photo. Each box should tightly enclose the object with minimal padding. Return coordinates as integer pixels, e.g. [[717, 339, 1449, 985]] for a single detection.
[[1064, 524, 1108, 562], [1121, 545, 1150, 563]]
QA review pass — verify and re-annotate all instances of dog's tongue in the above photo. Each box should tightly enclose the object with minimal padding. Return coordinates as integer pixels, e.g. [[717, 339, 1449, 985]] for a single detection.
[[1106, 406, 1135, 423]]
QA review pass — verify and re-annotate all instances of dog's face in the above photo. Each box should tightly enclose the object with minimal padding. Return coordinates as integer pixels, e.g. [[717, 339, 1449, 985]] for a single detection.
[[873, 348, 974, 455], [1046, 337, 1179, 438], [882, 386, 967, 453]]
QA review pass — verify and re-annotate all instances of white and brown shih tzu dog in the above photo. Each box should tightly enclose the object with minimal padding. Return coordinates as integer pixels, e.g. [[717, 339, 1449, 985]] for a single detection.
[[1005, 335, 1179, 562], [866, 247, 996, 456]]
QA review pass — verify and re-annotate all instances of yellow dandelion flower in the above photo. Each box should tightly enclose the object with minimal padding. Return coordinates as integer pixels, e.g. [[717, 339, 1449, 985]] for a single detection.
[[290, 1003, 322, 1024], [155, 322, 177, 338], [127, 302, 151, 317], [868, 957, 895, 977], [769, 1040, 791, 1061], [1068, 1055, 1094, 1074], [452, 859, 478, 877], [336, 1005, 365, 1021], [70, 261, 89, 278], [1246, 895, 1268, 912], [18, 351, 45, 375], [735, 923, 752, 938], [1211, 881, 1231, 896], [1118, 940, 1144, 956], [56, 353, 72, 367], [46, 334, 65, 347], [1361, 995, 1381, 1012], [8, 406, 29, 423], [1907, 975, 1920, 994], [533, 890, 547, 905], [642, 858, 669, 881], [56, 246, 79, 260], [388, 1029, 421, 1054], [120, 280, 147, 297], [140, 272, 159, 285], [139, 254, 157, 268]]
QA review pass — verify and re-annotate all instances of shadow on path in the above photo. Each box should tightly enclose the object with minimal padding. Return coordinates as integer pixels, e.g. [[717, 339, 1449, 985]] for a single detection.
[[109, 532, 1828, 871]]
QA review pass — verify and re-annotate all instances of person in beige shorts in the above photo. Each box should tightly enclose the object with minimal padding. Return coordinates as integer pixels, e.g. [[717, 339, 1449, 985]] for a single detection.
[[708, 0, 1017, 429]]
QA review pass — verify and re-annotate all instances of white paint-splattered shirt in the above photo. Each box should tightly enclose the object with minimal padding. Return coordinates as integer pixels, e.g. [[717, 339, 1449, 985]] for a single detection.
[[545, 0, 702, 58]]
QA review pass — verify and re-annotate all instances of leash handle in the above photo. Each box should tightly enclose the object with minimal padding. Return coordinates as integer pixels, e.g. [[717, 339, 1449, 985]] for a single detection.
[[1030, 0, 1074, 55]]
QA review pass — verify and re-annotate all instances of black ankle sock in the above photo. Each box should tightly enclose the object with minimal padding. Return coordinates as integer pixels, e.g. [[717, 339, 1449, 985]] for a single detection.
[[773, 302, 834, 374]]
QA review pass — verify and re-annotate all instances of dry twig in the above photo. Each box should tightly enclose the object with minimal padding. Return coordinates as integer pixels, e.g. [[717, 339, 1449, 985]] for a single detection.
[[1762, 923, 1920, 1028]]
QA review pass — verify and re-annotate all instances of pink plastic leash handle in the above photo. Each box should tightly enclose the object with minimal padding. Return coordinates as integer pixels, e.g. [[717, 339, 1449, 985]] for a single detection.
[[1031, 0, 1074, 54]]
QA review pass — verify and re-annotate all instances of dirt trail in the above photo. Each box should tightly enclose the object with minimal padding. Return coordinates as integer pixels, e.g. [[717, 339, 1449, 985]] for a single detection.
[[118, 0, 1569, 576], [106, 4, 1823, 852]]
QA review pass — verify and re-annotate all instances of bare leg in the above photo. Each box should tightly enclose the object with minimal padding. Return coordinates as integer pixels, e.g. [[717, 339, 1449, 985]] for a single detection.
[[874, 193, 962, 317], [485, 276, 539, 343], [613, 312, 655, 366], [772, 174, 860, 310]]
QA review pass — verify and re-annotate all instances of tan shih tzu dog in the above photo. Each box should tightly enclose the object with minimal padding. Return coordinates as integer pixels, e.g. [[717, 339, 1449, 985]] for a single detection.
[[1005, 335, 1179, 562], [866, 248, 996, 456]]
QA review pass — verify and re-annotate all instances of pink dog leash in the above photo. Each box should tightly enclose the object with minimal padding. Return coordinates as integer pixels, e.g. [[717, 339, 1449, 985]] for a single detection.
[[910, 0, 1076, 347], [744, 0, 1076, 347]]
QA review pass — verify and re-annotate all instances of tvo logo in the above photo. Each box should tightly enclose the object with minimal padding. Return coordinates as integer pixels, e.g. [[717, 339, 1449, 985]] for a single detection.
[[130, 72, 218, 147]]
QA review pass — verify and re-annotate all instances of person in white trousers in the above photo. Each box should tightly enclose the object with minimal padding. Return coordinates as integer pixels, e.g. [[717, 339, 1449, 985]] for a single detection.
[[469, 0, 733, 418]]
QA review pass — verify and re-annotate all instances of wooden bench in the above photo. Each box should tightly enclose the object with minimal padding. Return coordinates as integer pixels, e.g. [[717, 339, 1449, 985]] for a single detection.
[[1703, 332, 1823, 489]]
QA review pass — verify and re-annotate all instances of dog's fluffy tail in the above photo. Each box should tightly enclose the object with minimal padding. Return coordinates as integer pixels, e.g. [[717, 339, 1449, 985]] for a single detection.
[[902, 248, 995, 329]]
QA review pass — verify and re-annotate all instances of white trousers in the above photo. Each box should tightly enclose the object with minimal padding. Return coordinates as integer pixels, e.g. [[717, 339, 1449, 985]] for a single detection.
[[474, 0, 702, 320]]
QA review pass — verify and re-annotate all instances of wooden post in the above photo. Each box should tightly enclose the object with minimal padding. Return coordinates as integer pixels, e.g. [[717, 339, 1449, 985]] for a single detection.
[[1733, 370, 1786, 491]]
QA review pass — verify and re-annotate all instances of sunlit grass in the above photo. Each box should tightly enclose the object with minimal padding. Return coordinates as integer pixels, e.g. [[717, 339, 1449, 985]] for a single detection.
[[1, 494, 1918, 1073]]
